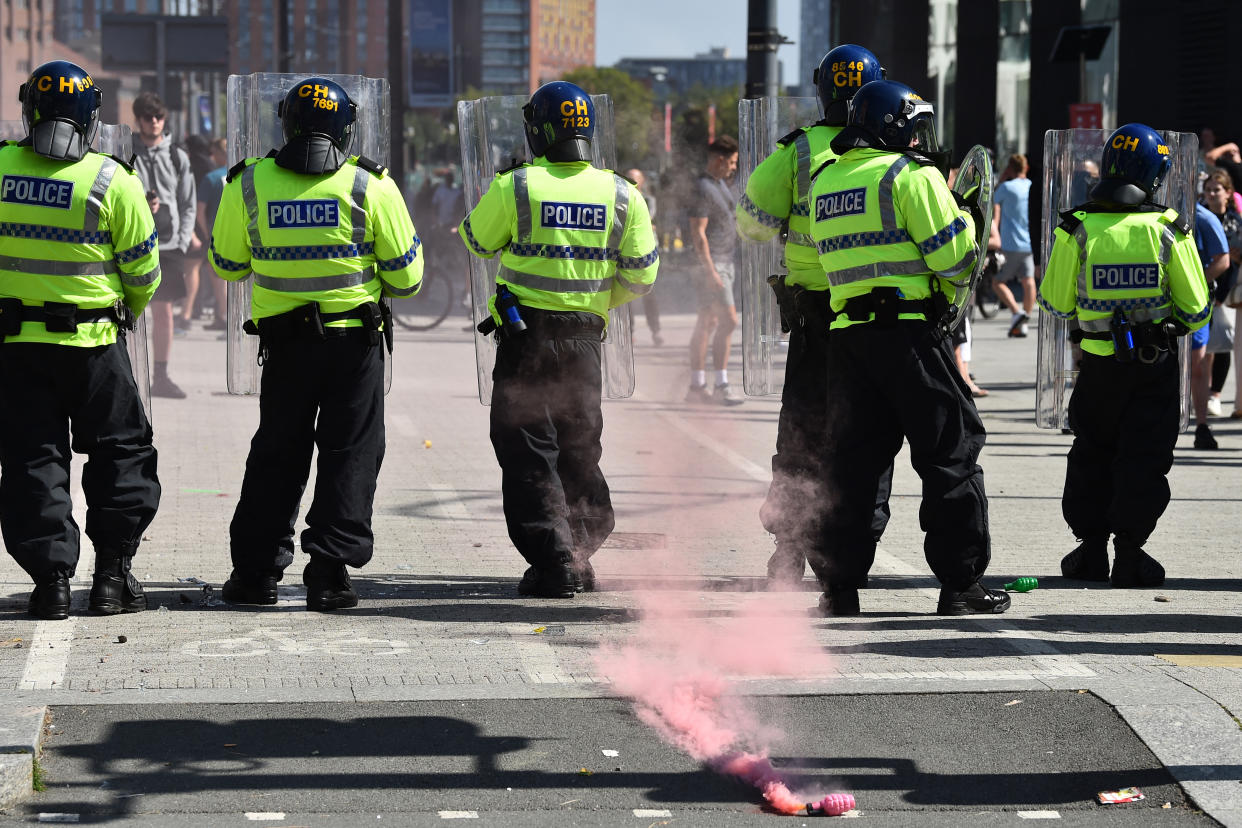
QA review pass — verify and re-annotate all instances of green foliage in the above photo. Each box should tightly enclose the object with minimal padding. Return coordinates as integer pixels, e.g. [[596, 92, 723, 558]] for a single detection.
[[31, 756, 46, 792], [563, 66, 655, 168]]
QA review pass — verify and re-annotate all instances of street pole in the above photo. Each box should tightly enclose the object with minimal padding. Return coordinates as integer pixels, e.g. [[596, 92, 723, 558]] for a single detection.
[[745, 0, 781, 99], [388, 0, 406, 190]]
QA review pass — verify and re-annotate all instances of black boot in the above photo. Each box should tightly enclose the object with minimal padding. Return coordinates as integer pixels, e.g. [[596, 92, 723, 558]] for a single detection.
[[572, 560, 597, 593], [1061, 536, 1110, 581], [222, 571, 279, 605], [29, 575, 71, 620], [517, 560, 579, 598], [304, 557, 358, 611], [89, 552, 147, 615], [1111, 540, 1165, 588], [816, 587, 860, 617], [936, 582, 1011, 616]]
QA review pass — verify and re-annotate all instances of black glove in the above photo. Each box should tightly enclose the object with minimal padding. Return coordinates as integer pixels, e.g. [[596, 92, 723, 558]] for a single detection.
[[1164, 319, 1191, 338], [952, 190, 984, 233]]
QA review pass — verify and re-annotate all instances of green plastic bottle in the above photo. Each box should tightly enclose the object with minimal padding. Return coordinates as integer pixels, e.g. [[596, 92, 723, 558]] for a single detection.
[[1003, 577, 1038, 593]]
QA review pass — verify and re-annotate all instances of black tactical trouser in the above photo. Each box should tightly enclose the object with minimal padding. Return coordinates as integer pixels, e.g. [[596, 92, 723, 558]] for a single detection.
[[0, 341, 160, 581], [818, 321, 991, 590], [1063, 348, 1180, 548], [760, 304, 894, 573], [230, 332, 385, 575], [490, 310, 614, 571]]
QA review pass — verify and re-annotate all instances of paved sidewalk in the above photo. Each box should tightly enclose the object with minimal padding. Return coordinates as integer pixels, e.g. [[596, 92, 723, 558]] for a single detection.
[[1, 311, 1240, 823]]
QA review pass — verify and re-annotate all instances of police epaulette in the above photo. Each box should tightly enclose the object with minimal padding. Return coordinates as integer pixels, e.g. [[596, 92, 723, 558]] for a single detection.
[[810, 158, 836, 180], [107, 153, 135, 174], [226, 158, 251, 183], [776, 127, 806, 147], [356, 155, 388, 177], [902, 150, 939, 168], [496, 158, 527, 175], [1057, 208, 1084, 235], [615, 170, 637, 186], [1163, 209, 1191, 235]]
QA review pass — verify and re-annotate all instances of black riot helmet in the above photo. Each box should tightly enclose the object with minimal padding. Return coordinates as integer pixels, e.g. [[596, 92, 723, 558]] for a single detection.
[[18, 60, 102, 162], [523, 81, 594, 162], [275, 77, 358, 175], [812, 44, 885, 125]]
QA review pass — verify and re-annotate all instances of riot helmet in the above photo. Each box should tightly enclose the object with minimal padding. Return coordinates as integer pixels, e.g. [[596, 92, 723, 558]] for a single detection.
[[18, 60, 102, 162], [523, 81, 594, 162], [812, 45, 885, 125], [830, 80, 948, 173], [1091, 123, 1171, 206], [275, 77, 357, 175]]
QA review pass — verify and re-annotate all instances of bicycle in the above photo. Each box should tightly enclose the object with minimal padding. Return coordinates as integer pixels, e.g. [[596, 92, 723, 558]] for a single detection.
[[971, 250, 1001, 319], [390, 227, 466, 331]]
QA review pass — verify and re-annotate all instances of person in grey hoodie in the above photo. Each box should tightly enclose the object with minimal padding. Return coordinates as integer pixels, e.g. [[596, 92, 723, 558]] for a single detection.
[[131, 92, 198, 398]]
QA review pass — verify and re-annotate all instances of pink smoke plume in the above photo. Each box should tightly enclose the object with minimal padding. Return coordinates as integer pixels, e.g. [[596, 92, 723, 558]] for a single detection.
[[597, 585, 845, 815]]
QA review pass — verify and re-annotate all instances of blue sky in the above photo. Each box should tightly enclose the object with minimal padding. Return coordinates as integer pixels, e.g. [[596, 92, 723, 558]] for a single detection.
[[595, 0, 803, 85]]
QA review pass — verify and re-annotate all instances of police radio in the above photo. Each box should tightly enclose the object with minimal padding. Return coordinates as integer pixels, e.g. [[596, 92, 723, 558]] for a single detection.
[[1110, 308, 1135, 363]]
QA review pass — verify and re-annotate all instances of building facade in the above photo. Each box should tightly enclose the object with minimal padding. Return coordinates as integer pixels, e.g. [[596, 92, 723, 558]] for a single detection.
[[799, 0, 830, 98]]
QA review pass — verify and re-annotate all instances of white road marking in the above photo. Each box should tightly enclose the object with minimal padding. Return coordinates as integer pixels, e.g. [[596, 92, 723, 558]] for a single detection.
[[244, 815, 286, 822], [36, 816, 80, 824], [633, 809, 672, 818], [20, 619, 76, 690], [1018, 811, 1061, 819], [437, 811, 479, 819]]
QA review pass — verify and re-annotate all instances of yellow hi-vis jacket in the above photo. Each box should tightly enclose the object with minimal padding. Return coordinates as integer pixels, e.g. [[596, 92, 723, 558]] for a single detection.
[[1038, 207, 1210, 357], [809, 148, 977, 329], [0, 141, 160, 346], [736, 123, 840, 290], [209, 155, 422, 325], [458, 156, 659, 324]]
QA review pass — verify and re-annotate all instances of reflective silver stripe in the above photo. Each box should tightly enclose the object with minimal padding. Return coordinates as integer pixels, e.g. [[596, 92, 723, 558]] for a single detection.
[[794, 132, 812, 201], [1159, 224, 1175, 267], [381, 278, 419, 297], [878, 156, 910, 231], [615, 271, 654, 296], [121, 264, 160, 287], [786, 229, 815, 247], [609, 175, 630, 253], [83, 157, 118, 233], [499, 265, 613, 294], [241, 165, 263, 249], [1078, 317, 1111, 332], [1072, 222, 1091, 302], [512, 168, 532, 243], [937, 249, 977, 280], [1079, 303, 1171, 330], [826, 258, 929, 286], [0, 255, 116, 276], [253, 269, 375, 293], [350, 166, 369, 245]]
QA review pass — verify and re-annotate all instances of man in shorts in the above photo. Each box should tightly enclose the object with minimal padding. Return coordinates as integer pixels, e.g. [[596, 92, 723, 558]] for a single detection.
[[686, 136, 743, 406], [993, 154, 1036, 337], [131, 91, 197, 398]]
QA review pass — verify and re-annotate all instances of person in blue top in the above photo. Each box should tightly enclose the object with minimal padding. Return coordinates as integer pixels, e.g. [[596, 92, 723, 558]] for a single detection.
[[1191, 202, 1230, 448], [992, 154, 1035, 337]]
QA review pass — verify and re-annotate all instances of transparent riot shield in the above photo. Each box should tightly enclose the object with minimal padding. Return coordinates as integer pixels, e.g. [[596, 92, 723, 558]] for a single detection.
[[1036, 129, 1196, 431], [456, 94, 635, 405], [0, 121, 152, 417], [223, 73, 392, 395], [942, 145, 994, 334], [737, 96, 820, 396]]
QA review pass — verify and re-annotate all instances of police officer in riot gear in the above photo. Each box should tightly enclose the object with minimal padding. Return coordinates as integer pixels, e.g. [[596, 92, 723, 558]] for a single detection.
[[0, 60, 162, 619], [808, 80, 1009, 616], [458, 81, 659, 598], [211, 77, 422, 611], [1039, 123, 1209, 587], [736, 44, 894, 588]]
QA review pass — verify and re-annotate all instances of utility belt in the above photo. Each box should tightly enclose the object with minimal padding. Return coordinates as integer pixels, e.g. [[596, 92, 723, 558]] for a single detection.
[[496, 306, 604, 342], [243, 301, 391, 354], [0, 298, 134, 343], [837, 286, 948, 329], [1071, 315, 1181, 364], [768, 276, 833, 335]]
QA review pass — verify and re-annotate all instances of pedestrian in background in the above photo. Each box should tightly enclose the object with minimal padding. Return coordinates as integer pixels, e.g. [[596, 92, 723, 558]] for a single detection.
[[131, 91, 196, 399], [992, 153, 1036, 338], [625, 167, 663, 346], [686, 135, 743, 405], [0, 61, 162, 619]]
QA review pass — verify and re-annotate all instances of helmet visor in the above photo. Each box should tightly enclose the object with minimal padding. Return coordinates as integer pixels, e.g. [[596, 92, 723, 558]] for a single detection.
[[908, 114, 939, 152]]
